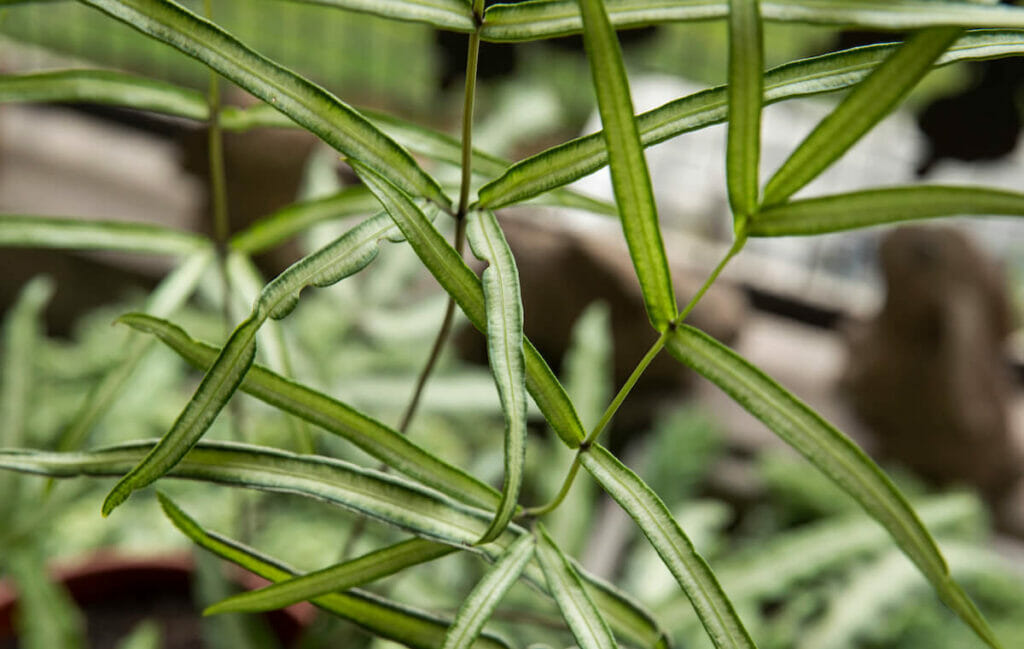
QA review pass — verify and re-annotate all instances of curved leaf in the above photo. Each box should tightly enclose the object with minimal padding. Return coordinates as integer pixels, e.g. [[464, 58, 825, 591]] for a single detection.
[[578, 0, 676, 330], [480, 0, 1024, 42], [279, 0, 475, 31], [762, 27, 961, 206], [443, 534, 535, 649], [157, 495, 509, 649], [535, 524, 618, 649], [580, 444, 756, 649], [726, 0, 763, 218], [0, 215, 208, 255], [476, 29, 1024, 210], [79, 0, 449, 207], [102, 212, 407, 514], [118, 313, 500, 510], [750, 185, 1024, 235], [352, 163, 586, 448], [466, 210, 527, 544], [664, 325, 1003, 649], [6, 441, 517, 547], [0, 69, 208, 118], [207, 537, 454, 615]]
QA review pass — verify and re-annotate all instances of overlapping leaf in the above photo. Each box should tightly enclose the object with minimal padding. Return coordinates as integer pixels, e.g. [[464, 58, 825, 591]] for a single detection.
[[480, 0, 1024, 41], [581, 444, 756, 649], [101, 212, 411, 515], [476, 29, 1024, 210], [78, 0, 449, 206], [120, 313, 500, 510], [465, 210, 527, 544], [535, 524, 618, 649], [665, 325, 1003, 649], [762, 26, 961, 206], [577, 0, 676, 330], [352, 163, 586, 447], [157, 495, 510, 649], [750, 185, 1024, 235], [207, 538, 454, 615], [443, 534, 535, 649]]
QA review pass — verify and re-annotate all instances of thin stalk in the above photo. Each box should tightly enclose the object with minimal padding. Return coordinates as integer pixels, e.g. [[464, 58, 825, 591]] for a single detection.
[[522, 455, 582, 518], [676, 231, 747, 323], [457, 29, 482, 219]]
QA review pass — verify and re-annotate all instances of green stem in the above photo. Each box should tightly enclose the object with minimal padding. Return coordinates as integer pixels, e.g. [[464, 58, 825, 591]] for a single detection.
[[457, 30, 482, 219], [522, 454, 582, 518], [675, 229, 747, 323], [584, 330, 669, 447]]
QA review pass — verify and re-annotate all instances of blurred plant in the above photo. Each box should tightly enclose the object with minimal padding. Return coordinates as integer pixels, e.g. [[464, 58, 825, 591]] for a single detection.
[[2, 1, 1024, 649]]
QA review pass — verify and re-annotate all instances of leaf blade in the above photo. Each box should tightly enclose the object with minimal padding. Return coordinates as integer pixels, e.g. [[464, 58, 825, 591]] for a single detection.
[[0, 215, 208, 255], [580, 444, 756, 649], [466, 210, 527, 544], [665, 325, 1003, 649], [577, 0, 676, 329], [443, 534, 535, 649], [207, 538, 454, 615], [750, 185, 1024, 235], [726, 0, 764, 218], [278, 0, 475, 31], [762, 26, 961, 206], [535, 524, 618, 649]]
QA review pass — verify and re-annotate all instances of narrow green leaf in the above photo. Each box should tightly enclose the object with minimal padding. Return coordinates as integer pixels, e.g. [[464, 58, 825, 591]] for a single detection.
[[762, 27, 961, 206], [0, 69, 209, 118], [466, 210, 527, 544], [750, 185, 1024, 236], [443, 534, 535, 649], [480, 0, 1024, 42], [79, 0, 449, 207], [5, 441, 517, 547], [477, 29, 1024, 210], [726, 0, 763, 218], [119, 314, 499, 510], [0, 215, 208, 255], [229, 186, 381, 254], [577, 0, 676, 330], [352, 163, 586, 448], [102, 212, 407, 514], [207, 538, 454, 615], [535, 524, 618, 649], [580, 444, 756, 649], [279, 0, 475, 31], [1, 277, 53, 450], [577, 570, 671, 649], [665, 325, 1003, 649], [57, 250, 212, 453], [157, 495, 510, 649]]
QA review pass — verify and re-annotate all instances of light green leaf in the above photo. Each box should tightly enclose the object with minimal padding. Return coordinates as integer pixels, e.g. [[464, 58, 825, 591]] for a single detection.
[[229, 186, 381, 254], [118, 313, 501, 510], [580, 444, 756, 649], [102, 212, 407, 514], [443, 534, 535, 649], [79, 0, 449, 207], [762, 27, 961, 206], [535, 524, 618, 649], [750, 185, 1024, 235], [157, 495, 510, 649], [5, 441, 516, 547], [480, 0, 1024, 41], [280, 0, 475, 31], [577, 0, 676, 330], [477, 29, 1024, 210], [466, 210, 527, 544], [6, 549, 86, 649], [57, 250, 212, 453], [0, 215, 208, 255], [1, 277, 53, 450], [0, 69, 208, 118], [665, 325, 1003, 649], [726, 0, 763, 218], [206, 538, 454, 615], [352, 163, 586, 448]]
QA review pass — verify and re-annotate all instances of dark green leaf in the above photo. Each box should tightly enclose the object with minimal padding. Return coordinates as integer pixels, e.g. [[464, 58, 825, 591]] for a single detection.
[[578, 0, 676, 329], [726, 0, 764, 218]]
